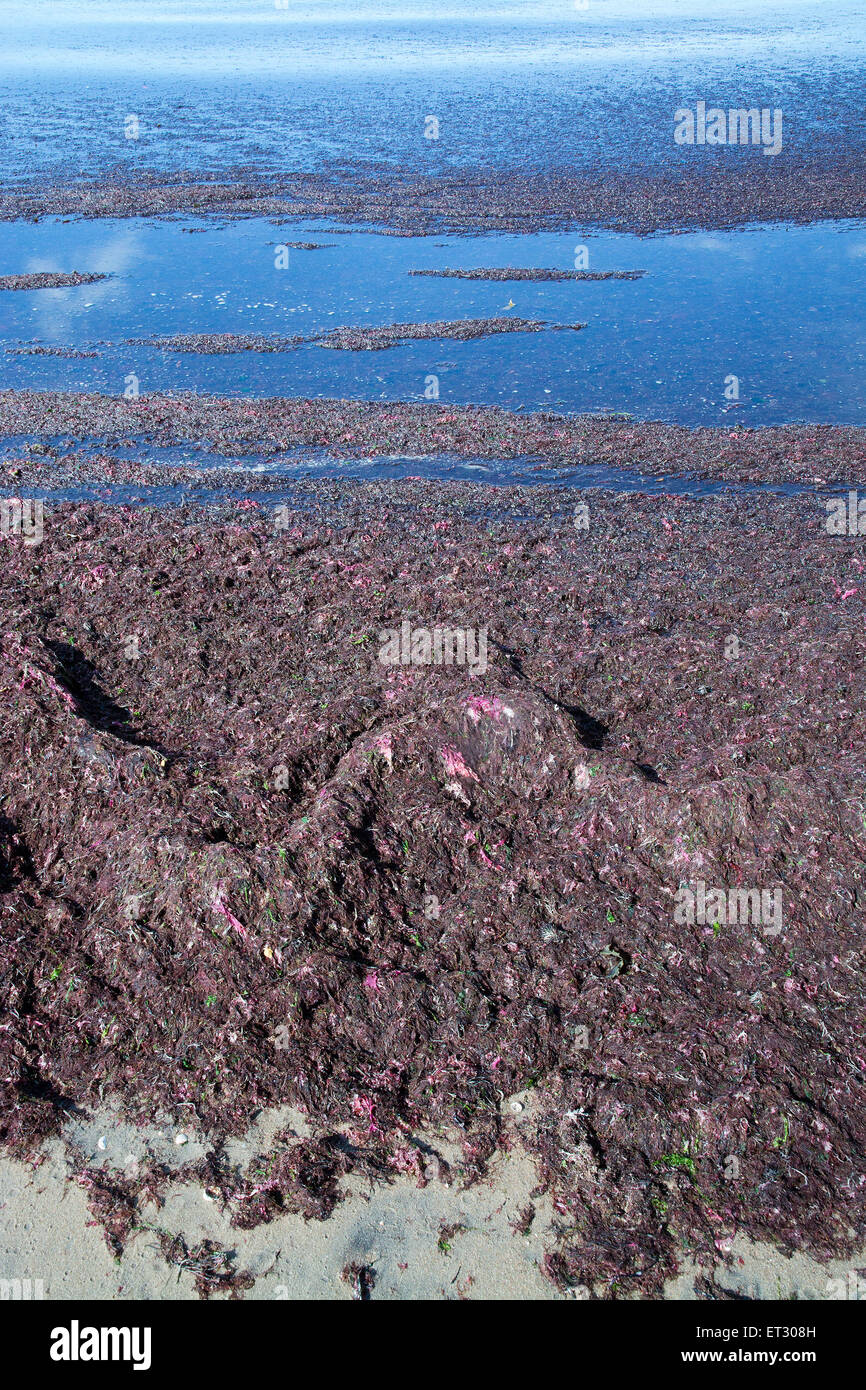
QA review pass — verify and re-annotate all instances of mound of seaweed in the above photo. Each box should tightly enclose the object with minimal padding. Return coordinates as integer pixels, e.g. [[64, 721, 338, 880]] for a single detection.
[[1, 490, 864, 1295]]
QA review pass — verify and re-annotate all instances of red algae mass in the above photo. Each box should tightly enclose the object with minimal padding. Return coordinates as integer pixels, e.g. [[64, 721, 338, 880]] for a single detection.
[[1, 486, 864, 1296]]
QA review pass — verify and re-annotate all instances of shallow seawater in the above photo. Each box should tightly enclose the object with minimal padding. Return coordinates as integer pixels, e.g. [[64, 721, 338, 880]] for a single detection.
[[1, 215, 865, 426], [0, 435, 842, 512], [1, 1, 864, 181]]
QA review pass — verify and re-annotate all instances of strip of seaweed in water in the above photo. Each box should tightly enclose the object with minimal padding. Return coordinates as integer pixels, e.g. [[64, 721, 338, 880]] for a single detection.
[[6, 346, 98, 358], [408, 269, 646, 281], [2, 159, 865, 233], [131, 319, 584, 355], [0, 272, 109, 291]]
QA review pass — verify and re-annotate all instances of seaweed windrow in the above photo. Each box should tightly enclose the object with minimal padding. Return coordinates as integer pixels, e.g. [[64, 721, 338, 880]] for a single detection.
[[1, 390, 865, 485], [1, 159, 864, 233]]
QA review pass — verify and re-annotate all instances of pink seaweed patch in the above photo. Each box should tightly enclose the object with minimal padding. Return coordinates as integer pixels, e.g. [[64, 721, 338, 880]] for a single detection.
[[440, 744, 480, 781]]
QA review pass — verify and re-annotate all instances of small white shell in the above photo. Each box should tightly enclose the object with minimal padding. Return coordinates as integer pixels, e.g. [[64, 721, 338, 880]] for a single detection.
[[509, 1101, 524, 1114], [174, 1132, 189, 1146], [97, 1136, 107, 1151]]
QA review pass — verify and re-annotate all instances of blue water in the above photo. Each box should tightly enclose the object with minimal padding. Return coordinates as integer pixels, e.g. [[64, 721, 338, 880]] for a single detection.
[[1, 1, 864, 182], [1, 215, 865, 425], [0, 2, 864, 438]]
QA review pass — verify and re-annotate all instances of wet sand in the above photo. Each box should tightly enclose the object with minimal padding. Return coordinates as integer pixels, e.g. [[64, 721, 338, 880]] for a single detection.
[[3, 1114, 864, 1301]]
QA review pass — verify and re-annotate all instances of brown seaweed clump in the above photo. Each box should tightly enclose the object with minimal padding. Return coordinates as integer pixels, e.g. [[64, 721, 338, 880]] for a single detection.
[[157, 1235, 254, 1299]]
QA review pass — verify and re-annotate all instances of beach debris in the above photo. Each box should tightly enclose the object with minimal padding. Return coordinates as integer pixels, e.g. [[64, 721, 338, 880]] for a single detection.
[[341, 1261, 376, 1300], [157, 1235, 255, 1299]]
